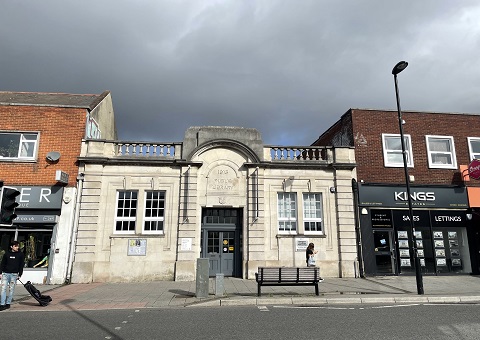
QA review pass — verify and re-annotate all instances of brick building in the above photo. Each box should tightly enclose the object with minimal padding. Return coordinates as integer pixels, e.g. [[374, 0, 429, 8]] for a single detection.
[[0, 91, 116, 283], [313, 108, 480, 276]]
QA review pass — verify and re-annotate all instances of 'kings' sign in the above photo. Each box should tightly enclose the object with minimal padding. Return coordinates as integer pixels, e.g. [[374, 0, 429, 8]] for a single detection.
[[358, 184, 467, 208]]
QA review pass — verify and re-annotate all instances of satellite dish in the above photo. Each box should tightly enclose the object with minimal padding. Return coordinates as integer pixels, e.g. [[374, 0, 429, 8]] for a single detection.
[[46, 151, 61, 162]]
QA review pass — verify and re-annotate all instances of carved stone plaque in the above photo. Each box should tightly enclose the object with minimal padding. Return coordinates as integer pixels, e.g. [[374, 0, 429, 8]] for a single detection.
[[208, 165, 238, 194], [205, 165, 243, 207]]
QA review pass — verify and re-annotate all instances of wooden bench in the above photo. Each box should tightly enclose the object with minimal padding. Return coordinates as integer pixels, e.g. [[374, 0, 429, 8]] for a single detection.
[[255, 267, 322, 297]]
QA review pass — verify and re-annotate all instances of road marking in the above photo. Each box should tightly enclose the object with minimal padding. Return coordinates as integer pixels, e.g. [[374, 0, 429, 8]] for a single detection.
[[424, 303, 480, 306], [274, 306, 349, 310], [258, 306, 269, 312], [273, 304, 421, 310], [372, 304, 420, 309]]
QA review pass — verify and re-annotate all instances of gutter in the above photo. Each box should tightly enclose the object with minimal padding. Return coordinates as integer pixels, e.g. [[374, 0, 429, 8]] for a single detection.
[[65, 172, 85, 283]]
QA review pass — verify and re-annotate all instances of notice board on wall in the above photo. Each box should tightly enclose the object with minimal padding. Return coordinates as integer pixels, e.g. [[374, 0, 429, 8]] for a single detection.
[[127, 239, 147, 256]]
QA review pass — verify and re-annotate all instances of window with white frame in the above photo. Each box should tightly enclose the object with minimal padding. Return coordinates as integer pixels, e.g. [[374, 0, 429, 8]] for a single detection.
[[303, 193, 323, 233], [144, 191, 165, 234], [468, 137, 480, 160], [382, 133, 413, 167], [115, 191, 137, 233], [426, 135, 457, 169], [0, 132, 39, 160], [277, 192, 297, 233]]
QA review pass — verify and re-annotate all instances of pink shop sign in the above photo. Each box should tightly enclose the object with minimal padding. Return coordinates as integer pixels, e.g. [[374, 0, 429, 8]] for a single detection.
[[468, 159, 480, 180]]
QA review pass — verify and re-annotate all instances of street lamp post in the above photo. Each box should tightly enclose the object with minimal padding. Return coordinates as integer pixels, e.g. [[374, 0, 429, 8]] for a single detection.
[[392, 61, 424, 295]]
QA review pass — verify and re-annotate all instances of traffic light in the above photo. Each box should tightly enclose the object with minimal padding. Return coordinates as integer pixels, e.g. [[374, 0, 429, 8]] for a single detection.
[[0, 183, 20, 226]]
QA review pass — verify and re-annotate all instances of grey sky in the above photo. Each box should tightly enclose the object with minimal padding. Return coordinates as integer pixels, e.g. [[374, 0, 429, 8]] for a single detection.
[[2, 1, 479, 145]]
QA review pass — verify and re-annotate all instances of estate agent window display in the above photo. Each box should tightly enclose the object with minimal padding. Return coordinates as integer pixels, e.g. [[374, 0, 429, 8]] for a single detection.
[[393, 210, 471, 275]]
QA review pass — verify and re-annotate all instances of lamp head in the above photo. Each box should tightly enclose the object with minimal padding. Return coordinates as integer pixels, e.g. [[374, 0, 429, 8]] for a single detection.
[[392, 61, 408, 75]]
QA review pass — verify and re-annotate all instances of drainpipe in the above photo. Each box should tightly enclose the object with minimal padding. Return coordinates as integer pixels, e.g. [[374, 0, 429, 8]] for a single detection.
[[351, 179, 364, 278], [65, 172, 84, 283]]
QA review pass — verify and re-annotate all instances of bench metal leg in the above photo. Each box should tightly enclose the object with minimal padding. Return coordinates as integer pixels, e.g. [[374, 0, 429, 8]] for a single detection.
[[315, 283, 319, 296], [258, 284, 261, 297]]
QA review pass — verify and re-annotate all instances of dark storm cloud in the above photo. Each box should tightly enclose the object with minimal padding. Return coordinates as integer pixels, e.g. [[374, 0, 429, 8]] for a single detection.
[[2, 1, 480, 145]]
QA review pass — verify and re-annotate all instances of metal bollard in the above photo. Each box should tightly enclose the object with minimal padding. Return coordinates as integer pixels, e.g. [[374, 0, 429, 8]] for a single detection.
[[215, 273, 224, 297]]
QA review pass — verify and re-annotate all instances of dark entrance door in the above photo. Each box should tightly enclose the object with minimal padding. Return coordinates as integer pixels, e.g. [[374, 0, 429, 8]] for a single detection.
[[201, 208, 242, 277], [205, 230, 235, 277], [373, 230, 396, 274]]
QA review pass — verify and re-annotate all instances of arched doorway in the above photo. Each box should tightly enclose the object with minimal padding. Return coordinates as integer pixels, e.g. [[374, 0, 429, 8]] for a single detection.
[[201, 208, 242, 277]]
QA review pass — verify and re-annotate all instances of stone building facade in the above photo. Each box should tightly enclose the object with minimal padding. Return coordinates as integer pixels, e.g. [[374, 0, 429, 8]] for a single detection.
[[71, 126, 357, 282]]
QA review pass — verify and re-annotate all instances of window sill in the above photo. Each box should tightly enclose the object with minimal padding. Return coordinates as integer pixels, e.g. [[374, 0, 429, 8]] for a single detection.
[[110, 234, 165, 239], [0, 159, 37, 163], [276, 234, 327, 238], [384, 164, 414, 168], [428, 165, 458, 170]]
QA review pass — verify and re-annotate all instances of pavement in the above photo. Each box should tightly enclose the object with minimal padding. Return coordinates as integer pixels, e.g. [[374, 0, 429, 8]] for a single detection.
[[5, 275, 480, 312]]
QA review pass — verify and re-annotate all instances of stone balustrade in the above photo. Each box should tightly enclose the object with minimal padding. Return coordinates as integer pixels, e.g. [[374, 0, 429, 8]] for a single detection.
[[266, 146, 333, 162], [81, 141, 352, 164], [116, 142, 178, 157]]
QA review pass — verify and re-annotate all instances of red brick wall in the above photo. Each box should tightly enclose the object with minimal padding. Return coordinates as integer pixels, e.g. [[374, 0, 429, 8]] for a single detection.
[[0, 106, 86, 187], [312, 111, 354, 147], [350, 109, 480, 186]]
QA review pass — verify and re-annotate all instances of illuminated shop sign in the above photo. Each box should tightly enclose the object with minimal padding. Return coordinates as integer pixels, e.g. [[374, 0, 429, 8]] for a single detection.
[[358, 185, 467, 208]]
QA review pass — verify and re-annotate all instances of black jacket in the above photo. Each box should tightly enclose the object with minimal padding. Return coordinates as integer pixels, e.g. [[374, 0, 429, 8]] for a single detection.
[[1, 250, 25, 276]]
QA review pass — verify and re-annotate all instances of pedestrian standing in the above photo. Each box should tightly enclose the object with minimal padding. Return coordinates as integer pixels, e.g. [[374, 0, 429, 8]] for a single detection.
[[0, 241, 25, 310], [306, 242, 318, 267]]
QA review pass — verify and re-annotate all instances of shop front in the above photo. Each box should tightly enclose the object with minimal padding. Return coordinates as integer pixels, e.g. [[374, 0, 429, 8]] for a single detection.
[[0, 186, 64, 284], [358, 184, 472, 276]]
